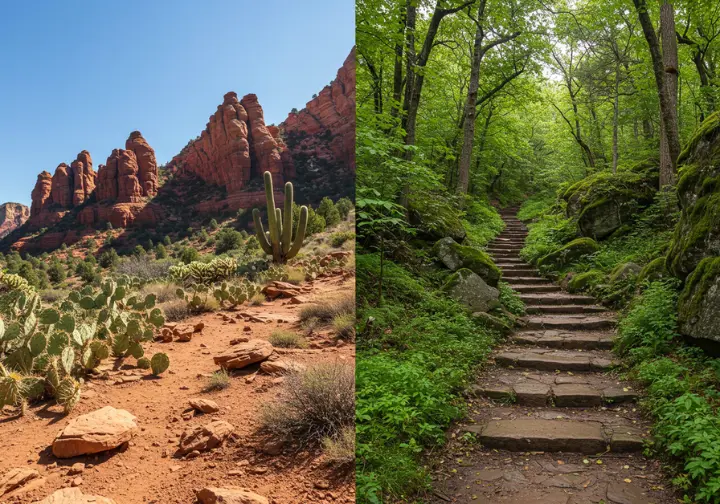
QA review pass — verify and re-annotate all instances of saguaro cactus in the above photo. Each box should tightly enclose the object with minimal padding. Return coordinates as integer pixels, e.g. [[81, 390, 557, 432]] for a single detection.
[[253, 171, 308, 263]]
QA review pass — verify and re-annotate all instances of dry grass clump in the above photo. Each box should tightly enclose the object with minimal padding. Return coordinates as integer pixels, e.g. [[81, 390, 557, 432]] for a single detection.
[[299, 293, 354, 324], [332, 313, 356, 341], [203, 369, 230, 392], [261, 362, 354, 444], [250, 292, 266, 306], [322, 425, 355, 465], [160, 299, 190, 322], [268, 330, 307, 348], [141, 282, 179, 303], [285, 266, 306, 285]]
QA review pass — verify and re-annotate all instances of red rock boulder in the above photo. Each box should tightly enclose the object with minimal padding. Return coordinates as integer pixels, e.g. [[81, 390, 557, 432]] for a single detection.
[[71, 150, 96, 206], [50, 163, 73, 209], [125, 131, 158, 196], [30, 171, 53, 218]]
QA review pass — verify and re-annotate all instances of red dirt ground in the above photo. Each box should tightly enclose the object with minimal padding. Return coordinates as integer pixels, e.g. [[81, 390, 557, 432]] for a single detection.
[[0, 274, 355, 504]]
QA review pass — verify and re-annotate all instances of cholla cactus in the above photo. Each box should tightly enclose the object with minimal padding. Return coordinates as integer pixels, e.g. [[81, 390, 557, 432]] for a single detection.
[[169, 257, 237, 285], [253, 171, 308, 263]]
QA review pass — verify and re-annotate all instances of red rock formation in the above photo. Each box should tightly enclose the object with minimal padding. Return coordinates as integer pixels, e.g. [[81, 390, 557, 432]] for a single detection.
[[78, 202, 163, 228], [280, 47, 356, 171], [125, 131, 158, 196], [0, 203, 29, 238], [30, 171, 54, 218], [50, 163, 73, 209], [170, 92, 293, 192], [97, 149, 143, 203], [71, 150, 96, 206]]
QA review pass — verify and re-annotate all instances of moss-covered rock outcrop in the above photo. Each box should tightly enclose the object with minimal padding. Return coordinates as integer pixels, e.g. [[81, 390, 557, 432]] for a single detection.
[[441, 268, 499, 313], [678, 257, 720, 342], [567, 269, 604, 293], [433, 237, 501, 287], [638, 256, 669, 283], [561, 162, 658, 240], [408, 192, 466, 242], [537, 237, 599, 270], [666, 111, 720, 279]]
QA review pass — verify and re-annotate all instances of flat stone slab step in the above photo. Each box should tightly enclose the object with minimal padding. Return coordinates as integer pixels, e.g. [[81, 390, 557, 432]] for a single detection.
[[526, 304, 607, 314], [512, 330, 614, 350], [514, 284, 561, 293], [495, 257, 526, 263], [470, 380, 637, 407], [519, 293, 597, 305], [495, 349, 618, 371], [525, 315, 616, 330], [464, 418, 643, 454], [504, 277, 549, 284], [502, 269, 541, 278]]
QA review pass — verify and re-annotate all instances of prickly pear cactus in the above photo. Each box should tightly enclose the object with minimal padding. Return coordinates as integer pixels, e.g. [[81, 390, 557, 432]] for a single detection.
[[150, 353, 170, 375]]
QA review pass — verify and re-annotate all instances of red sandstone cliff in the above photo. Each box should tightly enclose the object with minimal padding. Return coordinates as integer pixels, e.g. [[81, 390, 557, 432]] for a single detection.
[[169, 92, 293, 191], [0, 203, 29, 239], [280, 48, 356, 172]]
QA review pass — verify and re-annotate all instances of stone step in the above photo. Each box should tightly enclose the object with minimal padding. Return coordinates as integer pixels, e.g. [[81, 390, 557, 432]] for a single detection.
[[513, 284, 561, 294], [491, 253, 522, 260], [502, 269, 541, 278], [495, 349, 617, 371], [525, 315, 616, 330], [526, 304, 607, 314], [512, 330, 614, 350], [504, 277, 548, 285], [488, 247, 522, 253], [470, 380, 637, 407], [495, 258, 527, 265], [488, 243, 524, 249], [519, 293, 597, 305], [464, 418, 643, 453]]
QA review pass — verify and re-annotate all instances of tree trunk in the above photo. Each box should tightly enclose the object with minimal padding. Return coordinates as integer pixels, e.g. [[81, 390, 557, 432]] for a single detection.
[[660, 1, 679, 186], [613, 62, 620, 173], [633, 0, 680, 186], [390, 6, 406, 120], [457, 1, 487, 195]]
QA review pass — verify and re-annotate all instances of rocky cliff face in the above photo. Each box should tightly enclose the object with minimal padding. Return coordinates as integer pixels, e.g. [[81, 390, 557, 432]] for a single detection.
[[125, 131, 158, 197], [666, 111, 720, 342], [170, 92, 293, 192], [71, 151, 96, 206], [0, 203, 29, 238], [280, 48, 356, 172]]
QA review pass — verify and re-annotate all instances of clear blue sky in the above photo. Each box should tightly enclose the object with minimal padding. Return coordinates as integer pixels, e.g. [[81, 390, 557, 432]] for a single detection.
[[0, 0, 354, 206]]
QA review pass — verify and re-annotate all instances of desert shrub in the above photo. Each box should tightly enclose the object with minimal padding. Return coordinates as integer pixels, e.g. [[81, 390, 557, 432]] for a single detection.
[[261, 362, 355, 444], [116, 256, 174, 282], [179, 246, 200, 264], [98, 249, 119, 268], [250, 292, 265, 305], [159, 299, 190, 322], [323, 425, 355, 465], [299, 293, 354, 323], [284, 266, 305, 284], [163, 235, 172, 246], [133, 244, 146, 256], [204, 369, 230, 392], [332, 313, 356, 340], [40, 288, 68, 303], [75, 261, 97, 283], [330, 231, 355, 248], [47, 261, 66, 284], [155, 244, 168, 259], [336, 197, 354, 219], [268, 330, 306, 348], [318, 197, 341, 227], [215, 228, 243, 254], [294, 204, 326, 236], [209, 218, 219, 230], [141, 282, 179, 303]]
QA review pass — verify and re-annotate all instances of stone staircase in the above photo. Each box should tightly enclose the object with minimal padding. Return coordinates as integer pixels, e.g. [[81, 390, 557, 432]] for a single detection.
[[438, 209, 675, 503]]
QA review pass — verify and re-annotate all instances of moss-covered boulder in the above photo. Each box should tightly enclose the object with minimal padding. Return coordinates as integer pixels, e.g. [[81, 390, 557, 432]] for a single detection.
[[567, 269, 604, 293], [678, 257, 720, 342], [472, 311, 512, 334], [561, 163, 658, 240], [666, 112, 720, 279], [537, 238, 599, 270], [433, 237, 501, 287], [609, 262, 642, 283], [638, 256, 669, 283], [442, 268, 499, 313], [408, 193, 466, 242]]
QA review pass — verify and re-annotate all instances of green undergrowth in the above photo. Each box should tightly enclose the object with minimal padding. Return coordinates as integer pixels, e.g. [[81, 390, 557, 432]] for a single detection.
[[355, 253, 501, 503], [462, 198, 504, 247], [617, 279, 720, 503]]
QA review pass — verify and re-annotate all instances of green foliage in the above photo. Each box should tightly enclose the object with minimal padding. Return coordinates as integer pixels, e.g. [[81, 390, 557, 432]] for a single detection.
[[154, 244, 167, 259], [47, 261, 66, 284], [356, 254, 497, 501], [462, 199, 504, 247], [330, 231, 355, 248], [170, 257, 238, 285], [317, 197, 341, 227], [336, 197, 354, 219], [209, 218, 219, 230], [133, 244, 146, 257], [179, 246, 200, 264], [214, 228, 242, 255], [150, 353, 170, 375], [498, 281, 525, 316], [75, 261, 97, 284]]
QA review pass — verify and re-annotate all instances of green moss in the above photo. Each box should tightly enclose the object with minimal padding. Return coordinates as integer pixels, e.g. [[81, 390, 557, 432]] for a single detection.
[[638, 257, 668, 283], [567, 269, 604, 293], [537, 237, 599, 269], [441, 268, 473, 292], [450, 243, 500, 286], [408, 193, 466, 242], [678, 256, 720, 324], [667, 192, 720, 278], [677, 110, 720, 165]]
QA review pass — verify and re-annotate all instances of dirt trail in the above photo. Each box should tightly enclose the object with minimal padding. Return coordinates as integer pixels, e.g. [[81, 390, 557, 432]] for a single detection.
[[0, 275, 355, 504], [430, 210, 676, 504]]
